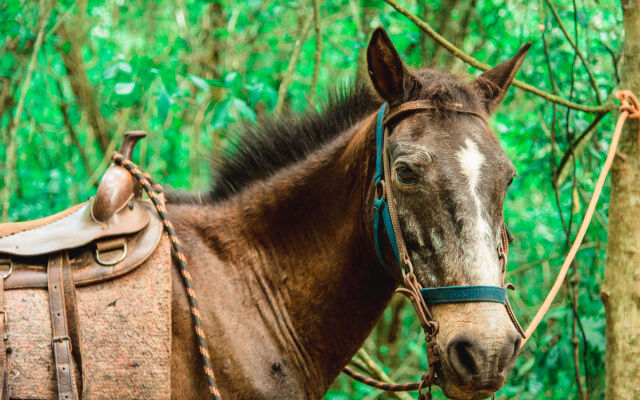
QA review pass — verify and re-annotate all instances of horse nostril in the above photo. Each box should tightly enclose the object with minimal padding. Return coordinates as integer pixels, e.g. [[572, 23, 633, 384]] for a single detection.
[[497, 331, 522, 374], [447, 334, 482, 377]]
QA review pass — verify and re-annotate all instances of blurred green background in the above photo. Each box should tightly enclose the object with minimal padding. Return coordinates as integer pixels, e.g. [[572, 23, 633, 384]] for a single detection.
[[0, 0, 623, 398]]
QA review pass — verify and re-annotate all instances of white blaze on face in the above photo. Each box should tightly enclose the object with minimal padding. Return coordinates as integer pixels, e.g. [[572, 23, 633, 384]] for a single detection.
[[456, 138, 500, 284]]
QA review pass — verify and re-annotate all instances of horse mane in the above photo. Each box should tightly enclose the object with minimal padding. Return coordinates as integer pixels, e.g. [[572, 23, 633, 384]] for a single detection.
[[166, 69, 485, 204]]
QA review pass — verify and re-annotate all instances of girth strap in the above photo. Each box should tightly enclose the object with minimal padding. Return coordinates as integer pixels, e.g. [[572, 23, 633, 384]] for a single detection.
[[61, 253, 85, 398], [48, 252, 83, 400]]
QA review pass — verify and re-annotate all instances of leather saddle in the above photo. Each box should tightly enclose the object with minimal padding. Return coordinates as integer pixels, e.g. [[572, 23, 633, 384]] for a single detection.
[[0, 132, 163, 400]]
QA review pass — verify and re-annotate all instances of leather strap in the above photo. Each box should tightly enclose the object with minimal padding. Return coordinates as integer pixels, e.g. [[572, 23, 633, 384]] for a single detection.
[[61, 253, 84, 398], [499, 224, 526, 338], [383, 100, 487, 129], [48, 252, 79, 400]]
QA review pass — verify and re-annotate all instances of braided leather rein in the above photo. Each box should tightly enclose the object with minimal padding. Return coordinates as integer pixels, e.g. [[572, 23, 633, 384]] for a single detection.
[[111, 153, 222, 400]]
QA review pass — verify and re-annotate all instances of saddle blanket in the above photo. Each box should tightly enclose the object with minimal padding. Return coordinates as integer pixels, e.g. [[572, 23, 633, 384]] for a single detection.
[[6, 235, 171, 399]]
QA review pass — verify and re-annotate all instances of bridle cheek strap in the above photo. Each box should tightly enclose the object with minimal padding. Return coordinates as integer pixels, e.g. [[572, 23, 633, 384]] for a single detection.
[[373, 102, 402, 267]]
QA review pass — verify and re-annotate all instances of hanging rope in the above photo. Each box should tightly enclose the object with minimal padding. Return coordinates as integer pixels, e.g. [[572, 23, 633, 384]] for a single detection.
[[522, 90, 640, 343], [111, 153, 222, 400]]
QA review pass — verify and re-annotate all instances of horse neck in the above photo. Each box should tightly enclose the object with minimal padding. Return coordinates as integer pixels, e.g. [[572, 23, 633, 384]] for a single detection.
[[224, 115, 397, 391]]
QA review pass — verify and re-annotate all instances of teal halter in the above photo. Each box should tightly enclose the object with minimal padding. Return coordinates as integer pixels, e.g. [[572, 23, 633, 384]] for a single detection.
[[372, 102, 510, 307]]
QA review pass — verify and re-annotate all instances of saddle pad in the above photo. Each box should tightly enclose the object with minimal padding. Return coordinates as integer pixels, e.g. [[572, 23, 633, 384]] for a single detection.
[[5, 234, 171, 399]]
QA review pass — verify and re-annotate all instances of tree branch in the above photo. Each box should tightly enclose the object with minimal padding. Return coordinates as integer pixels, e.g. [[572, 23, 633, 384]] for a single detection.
[[601, 41, 620, 84], [57, 17, 110, 153], [569, 274, 585, 399], [539, 0, 568, 232], [44, 0, 78, 40], [274, 12, 314, 116], [430, 0, 462, 64], [2, 0, 51, 221], [354, 348, 413, 400], [445, 0, 479, 70], [309, 0, 323, 104], [55, 79, 94, 176], [543, 0, 602, 104], [506, 242, 597, 276], [382, 0, 615, 114], [554, 113, 606, 187]]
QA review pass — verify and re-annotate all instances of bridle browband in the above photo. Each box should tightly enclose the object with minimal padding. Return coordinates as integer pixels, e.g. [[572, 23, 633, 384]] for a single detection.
[[372, 100, 524, 397]]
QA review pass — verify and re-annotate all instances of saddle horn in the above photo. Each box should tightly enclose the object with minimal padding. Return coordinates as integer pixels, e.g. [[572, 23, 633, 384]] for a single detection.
[[91, 131, 147, 222], [119, 131, 146, 161]]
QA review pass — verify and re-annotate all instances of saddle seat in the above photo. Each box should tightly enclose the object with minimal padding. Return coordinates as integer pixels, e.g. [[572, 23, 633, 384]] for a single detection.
[[0, 199, 162, 289], [0, 202, 86, 238]]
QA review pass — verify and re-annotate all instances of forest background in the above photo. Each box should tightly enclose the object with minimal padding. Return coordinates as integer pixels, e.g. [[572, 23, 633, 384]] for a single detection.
[[0, 0, 625, 398]]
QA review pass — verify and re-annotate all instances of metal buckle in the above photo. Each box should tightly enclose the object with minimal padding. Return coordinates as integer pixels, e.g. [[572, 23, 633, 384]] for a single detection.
[[95, 242, 127, 266], [0, 258, 12, 280]]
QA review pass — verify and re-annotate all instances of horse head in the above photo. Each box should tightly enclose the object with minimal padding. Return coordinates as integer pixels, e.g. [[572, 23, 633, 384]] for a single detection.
[[367, 28, 529, 400]]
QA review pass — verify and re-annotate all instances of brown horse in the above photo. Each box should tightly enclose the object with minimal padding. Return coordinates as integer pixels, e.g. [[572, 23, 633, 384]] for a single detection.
[[167, 28, 529, 400]]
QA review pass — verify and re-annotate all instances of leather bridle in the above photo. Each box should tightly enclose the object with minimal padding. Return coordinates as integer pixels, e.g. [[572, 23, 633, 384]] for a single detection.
[[372, 101, 524, 397]]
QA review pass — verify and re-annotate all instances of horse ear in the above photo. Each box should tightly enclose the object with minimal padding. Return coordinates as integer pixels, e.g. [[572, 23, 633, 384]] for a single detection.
[[474, 42, 531, 113], [367, 27, 412, 103]]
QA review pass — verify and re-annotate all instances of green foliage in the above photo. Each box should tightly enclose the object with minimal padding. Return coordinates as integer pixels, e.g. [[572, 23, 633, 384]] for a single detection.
[[0, 0, 624, 398]]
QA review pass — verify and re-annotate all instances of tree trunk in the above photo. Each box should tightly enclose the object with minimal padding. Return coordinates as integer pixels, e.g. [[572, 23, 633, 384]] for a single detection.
[[601, 2, 640, 399], [57, 10, 110, 154], [353, 0, 375, 84]]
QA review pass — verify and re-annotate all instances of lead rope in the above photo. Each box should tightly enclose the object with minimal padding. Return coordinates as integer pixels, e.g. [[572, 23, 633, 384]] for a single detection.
[[522, 90, 640, 343], [110, 153, 222, 400]]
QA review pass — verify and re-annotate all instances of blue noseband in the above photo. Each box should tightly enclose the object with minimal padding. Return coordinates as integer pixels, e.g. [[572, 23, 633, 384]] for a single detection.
[[372, 102, 508, 306], [420, 286, 507, 305]]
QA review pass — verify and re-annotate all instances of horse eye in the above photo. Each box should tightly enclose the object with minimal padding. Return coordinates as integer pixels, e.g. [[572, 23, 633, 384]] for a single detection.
[[507, 175, 515, 187], [396, 166, 417, 184]]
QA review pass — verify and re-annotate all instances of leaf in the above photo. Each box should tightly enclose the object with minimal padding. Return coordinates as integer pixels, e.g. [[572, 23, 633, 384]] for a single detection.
[[103, 64, 118, 80], [160, 70, 178, 95], [232, 97, 256, 121], [246, 82, 264, 107], [224, 72, 239, 87], [156, 85, 171, 123], [118, 62, 132, 74], [103, 62, 132, 80], [188, 75, 210, 91], [223, 72, 243, 93], [211, 98, 231, 131], [114, 82, 136, 95], [208, 78, 225, 88], [262, 85, 278, 109], [60, 41, 72, 54]]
